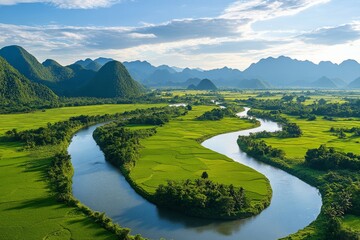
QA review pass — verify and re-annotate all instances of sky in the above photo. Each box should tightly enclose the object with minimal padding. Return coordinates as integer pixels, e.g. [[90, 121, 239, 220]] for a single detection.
[[0, 0, 359, 70]]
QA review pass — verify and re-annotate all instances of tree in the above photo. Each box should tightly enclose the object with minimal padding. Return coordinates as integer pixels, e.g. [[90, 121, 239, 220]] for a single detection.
[[318, 98, 327, 105], [201, 171, 209, 179], [281, 95, 294, 102]]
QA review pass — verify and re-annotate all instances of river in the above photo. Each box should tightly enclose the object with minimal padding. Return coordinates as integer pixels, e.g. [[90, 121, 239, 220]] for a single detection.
[[68, 108, 322, 240]]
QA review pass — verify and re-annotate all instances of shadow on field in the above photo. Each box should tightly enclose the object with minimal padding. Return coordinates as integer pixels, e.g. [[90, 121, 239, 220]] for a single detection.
[[5, 196, 67, 211], [21, 157, 50, 175]]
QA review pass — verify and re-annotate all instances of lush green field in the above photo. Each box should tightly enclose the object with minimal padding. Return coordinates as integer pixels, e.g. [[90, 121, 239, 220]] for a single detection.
[[342, 215, 360, 232], [263, 115, 360, 161], [0, 103, 165, 135], [130, 106, 271, 205], [0, 103, 163, 240]]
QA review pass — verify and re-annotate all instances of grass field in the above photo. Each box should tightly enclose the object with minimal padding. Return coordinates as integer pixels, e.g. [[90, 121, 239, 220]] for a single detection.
[[262, 115, 360, 161], [0, 103, 164, 240], [0, 103, 165, 135], [342, 215, 360, 232], [254, 112, 360, 238], [130, 105, 271, 205]]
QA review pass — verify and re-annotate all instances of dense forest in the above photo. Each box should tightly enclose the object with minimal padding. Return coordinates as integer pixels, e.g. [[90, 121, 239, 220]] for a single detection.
[[155, 178, 249, 218], [305, 145, 360, 171], [244, 97, 360, 118]]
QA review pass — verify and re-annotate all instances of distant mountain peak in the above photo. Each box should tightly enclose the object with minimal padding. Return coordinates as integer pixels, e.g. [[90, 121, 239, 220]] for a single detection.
[[190, 78, 217, 90], [80, 60, 144, 98], [42, 59, 61, 67]]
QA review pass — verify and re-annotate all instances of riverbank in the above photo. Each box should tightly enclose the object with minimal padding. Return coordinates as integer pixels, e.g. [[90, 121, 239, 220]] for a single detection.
[[237, 110, 360, 239], [93, 105, 271, 220], [0, 104, 163, 240], [79, 106, 321, 239]]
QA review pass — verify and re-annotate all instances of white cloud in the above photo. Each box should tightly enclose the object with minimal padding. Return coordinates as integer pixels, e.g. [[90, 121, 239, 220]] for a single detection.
[[222, 0, 330, 21], [0, 0, 122, 9], [127, 33, 157, 39], [1, 0, 358, 70], [300, 22, 360, 45]]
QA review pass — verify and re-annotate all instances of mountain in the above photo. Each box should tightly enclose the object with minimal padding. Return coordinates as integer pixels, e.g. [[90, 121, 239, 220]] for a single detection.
[[188, 79, 217, 90], [157, 65, 176, 74], [0, 56, 57, 104], [348, 77, 360, 88], [84, 61, 102, 71], [123, 60, 157, 83], [311, 76, 338, 89], [184, 78, 202, 87], [172, 66, 184, 72], [187, 84, 197, 90], [331, 78, 347, 88], [0, 46, 97, 95], [79, 61, 145, 98], [145, 69, 175, 86], [0, 45, 54, 82], [42, 59, 74, 81], [94, 57, 113, 66], [243, 56, 318, 87], [74, 57, 113, 71], [238, 79, 271, 89], [243, 56, 360, 86], [74, 58, 93, 69]]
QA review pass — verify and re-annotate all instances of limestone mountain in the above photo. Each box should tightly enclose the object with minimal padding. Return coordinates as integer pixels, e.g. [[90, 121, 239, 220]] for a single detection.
[[79, 61, 145, 98], [188, 79, 217, 90], [0, 45, 54, 82], [238, 79, 271, 89], [42, 59, 74, 81], [311, 76, 338, 89], [0, 56, 57, 104], [348, 77, 360, 88]]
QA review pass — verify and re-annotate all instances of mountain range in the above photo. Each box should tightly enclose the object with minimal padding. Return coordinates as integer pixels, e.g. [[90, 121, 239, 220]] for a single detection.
[[1, 45, 360, 95], [0, 45, 144, 99], [0, 56, 57, 105], [79, 55, 360, 89]]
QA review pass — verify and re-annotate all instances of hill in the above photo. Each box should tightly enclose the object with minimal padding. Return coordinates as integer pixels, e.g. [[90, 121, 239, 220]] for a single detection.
[[79, 61, 145, 98], [42, 59, 74, 81], [74, 57, 113, 71], [123, 60, 157, 83], [348, 77, 360, 88], [311, 76, 338, 89], [238, 79, 271, 89], [0, 57, 57, 104], [188, 79, 217, 90], [0, 45, 54, 82]]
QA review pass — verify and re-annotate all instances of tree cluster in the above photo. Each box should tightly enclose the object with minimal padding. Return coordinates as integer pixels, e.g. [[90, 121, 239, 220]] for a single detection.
[[237, 135, 285, 160], [6, 114, 114, 147], [244, 98, 360, 118], [94, 123, 156, 171], [197, 106, 238, 121], [127, 106, 187, 126], [155, 178, 248, 218], [305, 145, 360, 171], [330, 126, 360, 138], [248, 109, 302, 137]]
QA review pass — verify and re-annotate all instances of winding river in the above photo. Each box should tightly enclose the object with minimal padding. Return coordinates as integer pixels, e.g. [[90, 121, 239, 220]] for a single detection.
[[68, 108, 322, 240]]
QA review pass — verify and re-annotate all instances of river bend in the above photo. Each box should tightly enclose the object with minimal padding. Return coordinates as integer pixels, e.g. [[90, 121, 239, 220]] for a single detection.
[[68, 108, 322, 240]]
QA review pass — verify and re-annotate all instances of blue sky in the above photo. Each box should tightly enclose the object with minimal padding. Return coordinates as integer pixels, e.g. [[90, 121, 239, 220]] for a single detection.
[[0, 0, 359, 70]]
